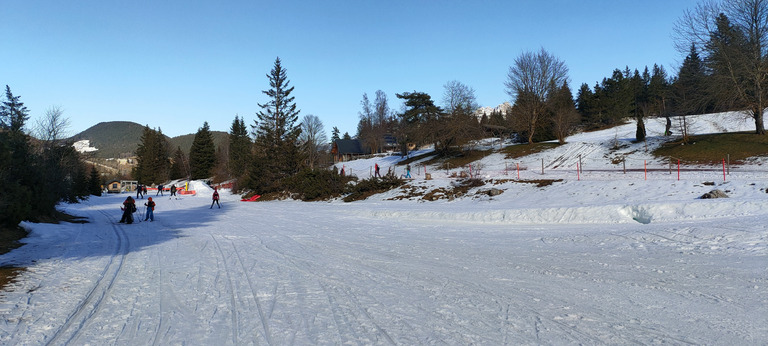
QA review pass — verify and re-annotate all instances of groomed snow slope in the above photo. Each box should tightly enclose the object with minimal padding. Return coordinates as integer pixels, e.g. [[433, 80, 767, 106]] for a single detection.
[[0, 112, 766, 344]]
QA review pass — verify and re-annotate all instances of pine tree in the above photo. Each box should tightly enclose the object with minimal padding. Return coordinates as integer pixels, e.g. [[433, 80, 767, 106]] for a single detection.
[[169, 146, 188, 180], [88, 165, 102, 196], [189, 122, 217, 180], [674, 43, 708, 116], [648, 64, 672, 135], [228, 115, 251, 181], [0, 86, 35, 226], [133, 126, 171, 184], [330, 126, 340, 144], [1, 85, 30, 132], [153, 128, 171, 182], [630, 68, 647, 142], [395, 91, 442, 152], [548, 81, 579, 144], [250, 57, 303, 193]]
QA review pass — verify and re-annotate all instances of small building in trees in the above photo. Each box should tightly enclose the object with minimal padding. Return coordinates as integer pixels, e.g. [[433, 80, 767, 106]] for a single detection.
[[382, 134, 398, 151], [332, 139, 371, 162], [106, 180, 138, 193], [106, 180, 122, 193]]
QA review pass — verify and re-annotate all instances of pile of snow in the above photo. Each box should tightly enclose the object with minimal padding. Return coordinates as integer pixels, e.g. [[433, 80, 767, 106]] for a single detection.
[[72, 140, 98, 153]]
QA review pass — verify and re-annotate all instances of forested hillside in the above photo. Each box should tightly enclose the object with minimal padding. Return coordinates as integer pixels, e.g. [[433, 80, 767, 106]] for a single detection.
[[70, 121, 227, 159]]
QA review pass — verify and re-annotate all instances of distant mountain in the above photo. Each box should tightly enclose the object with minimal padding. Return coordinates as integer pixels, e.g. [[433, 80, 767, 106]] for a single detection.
[[475, 102, 513, 119], [167, 132, 229, 155], [71, 121, 228, 159], [71, 121, 147, 159]]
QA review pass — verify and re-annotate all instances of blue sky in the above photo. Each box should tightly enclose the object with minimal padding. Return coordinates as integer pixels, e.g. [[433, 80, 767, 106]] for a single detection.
[[3, 0, 694, 138]]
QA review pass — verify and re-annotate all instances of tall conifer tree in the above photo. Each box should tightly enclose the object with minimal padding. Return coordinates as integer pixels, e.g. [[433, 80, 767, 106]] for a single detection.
[[250, 57, 303, 193], [133, 126, 170, 184], [228, 115, 251, 181], [189, 122, 217, 180]]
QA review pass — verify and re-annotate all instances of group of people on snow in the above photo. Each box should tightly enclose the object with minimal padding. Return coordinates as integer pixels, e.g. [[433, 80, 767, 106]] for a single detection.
[[136, 184, 148, 199], [119, 186, 221, 224]]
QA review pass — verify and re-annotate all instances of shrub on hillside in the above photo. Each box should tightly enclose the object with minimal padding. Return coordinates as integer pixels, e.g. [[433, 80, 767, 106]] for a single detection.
[[286, 168, 351, 201], [343, 175, 405, 202]]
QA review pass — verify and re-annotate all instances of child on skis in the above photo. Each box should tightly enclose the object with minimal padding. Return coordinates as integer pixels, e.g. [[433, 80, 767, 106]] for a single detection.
[[119, 196, 136, 224], [144, 197, 155, 222], [210, 187, 221, 209]]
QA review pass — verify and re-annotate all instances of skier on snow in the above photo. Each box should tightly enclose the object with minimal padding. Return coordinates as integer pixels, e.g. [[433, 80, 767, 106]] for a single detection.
[[210, 187, 221, 209], [119, 196, 137, 224], [136, 184, 144, 199], [144, 197, 155, 222]]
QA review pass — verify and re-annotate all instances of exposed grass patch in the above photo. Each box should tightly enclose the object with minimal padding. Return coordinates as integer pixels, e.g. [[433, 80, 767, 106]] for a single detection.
[[653, 132, 768, 164], [503, 142, 560, 159], [344, 176, 405, 202], [420, 178, 485, 201]]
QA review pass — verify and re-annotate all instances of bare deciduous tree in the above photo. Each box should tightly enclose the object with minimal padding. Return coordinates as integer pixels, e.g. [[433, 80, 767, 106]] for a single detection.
[[442, 80, 479, 115], [675, 0, 768, 134], [300, 114, 327, 169], [36, 105, 70, 144], [505, 48, 569, 143], [434, 81, 483, 153], [357, 90, 393, 154]]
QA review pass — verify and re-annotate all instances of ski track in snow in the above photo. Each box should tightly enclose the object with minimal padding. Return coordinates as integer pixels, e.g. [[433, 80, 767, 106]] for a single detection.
[[44, 207, 129, 346]]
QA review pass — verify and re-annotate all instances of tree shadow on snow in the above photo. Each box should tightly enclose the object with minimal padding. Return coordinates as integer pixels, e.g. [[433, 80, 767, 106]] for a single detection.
[[0, 194, 232, 264]]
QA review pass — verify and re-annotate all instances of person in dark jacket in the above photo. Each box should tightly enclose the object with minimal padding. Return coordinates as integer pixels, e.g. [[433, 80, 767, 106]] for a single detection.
[[144, 197, 155, 222], [136, 184, 143, 199], [170, 184, 176, 197], [119, 196, 136, 224], [210, 187, 220, 209]]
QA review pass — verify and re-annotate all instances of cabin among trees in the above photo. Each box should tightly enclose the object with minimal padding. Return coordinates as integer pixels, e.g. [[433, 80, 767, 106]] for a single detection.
[[332, 139, 370, 162], [332, 135, 399, 162], [106, 180, 138, 193]]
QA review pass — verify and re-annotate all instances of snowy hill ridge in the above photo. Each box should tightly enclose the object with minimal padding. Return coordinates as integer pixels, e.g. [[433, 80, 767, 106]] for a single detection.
[[334, 111, 764, 183]]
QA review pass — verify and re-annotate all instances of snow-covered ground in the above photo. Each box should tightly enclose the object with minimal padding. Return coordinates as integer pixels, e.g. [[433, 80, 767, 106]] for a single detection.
[[1, 113, 767, 344]]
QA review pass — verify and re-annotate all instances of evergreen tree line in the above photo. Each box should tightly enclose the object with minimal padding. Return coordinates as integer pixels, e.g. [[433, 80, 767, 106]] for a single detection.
[[0, 86, 101, 228], [354, 81, 486, 157], [576, 64, 671, 140], [137, 0, 768, 200], [132, 57, 337, 199]]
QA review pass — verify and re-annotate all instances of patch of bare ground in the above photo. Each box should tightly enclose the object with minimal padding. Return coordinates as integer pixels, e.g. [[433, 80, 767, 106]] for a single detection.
[[1, 211, 87, 292], [0, 226, 28, 291], [491, 178, 563, 188], [389, 178, 486, 201]]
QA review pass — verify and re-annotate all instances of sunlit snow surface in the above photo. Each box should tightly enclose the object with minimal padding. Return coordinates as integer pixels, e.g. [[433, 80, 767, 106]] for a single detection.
[[1, 113, 766, 344]]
